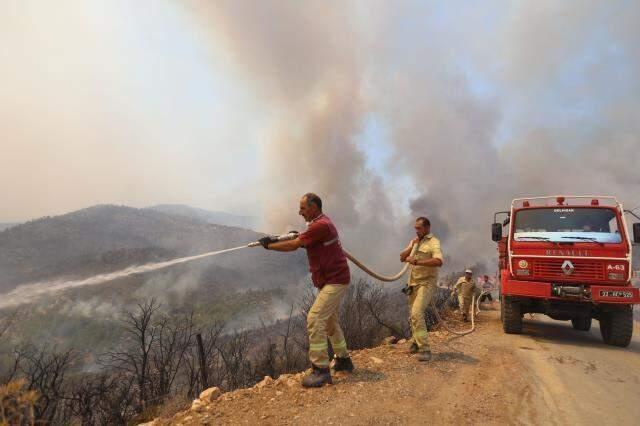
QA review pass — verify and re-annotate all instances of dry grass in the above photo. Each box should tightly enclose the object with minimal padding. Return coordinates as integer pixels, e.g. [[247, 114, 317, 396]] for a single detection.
[[0, 379, 38, 426], [136, 395, 192, 424]]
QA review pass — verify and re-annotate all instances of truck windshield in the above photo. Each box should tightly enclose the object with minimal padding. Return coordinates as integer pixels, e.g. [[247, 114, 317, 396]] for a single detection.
[[513, 208, 622, 243]]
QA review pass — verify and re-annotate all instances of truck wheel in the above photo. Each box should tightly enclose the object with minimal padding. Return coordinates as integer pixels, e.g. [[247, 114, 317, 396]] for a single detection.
[[599, 307, 633, 347], [502, 297, 522, 334], [571, 316, 592, 331]]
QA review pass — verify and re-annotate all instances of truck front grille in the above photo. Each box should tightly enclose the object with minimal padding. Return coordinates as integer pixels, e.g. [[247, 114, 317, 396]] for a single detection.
[[532, 259, 605, 281]]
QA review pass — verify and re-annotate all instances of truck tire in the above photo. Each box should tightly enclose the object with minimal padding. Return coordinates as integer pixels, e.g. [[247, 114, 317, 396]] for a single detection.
[[599, 307, 633, 347], [502, 297, 522, 334], [571, 316, 592, 331]]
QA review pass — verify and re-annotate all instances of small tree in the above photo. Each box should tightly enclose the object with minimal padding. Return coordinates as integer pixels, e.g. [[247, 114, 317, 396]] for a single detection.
[[104, 298, 160, 411], [17, 345, 74, 423], [148, 312, 195, 401], [183, 321, 225, 397], [215, 331, 254, 390]]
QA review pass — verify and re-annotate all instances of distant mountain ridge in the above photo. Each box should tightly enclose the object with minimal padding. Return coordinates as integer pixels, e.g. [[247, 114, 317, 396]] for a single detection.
[[0, 223, 18, 231], [0, 204, 306, 293], [148, 204, 258, 230]]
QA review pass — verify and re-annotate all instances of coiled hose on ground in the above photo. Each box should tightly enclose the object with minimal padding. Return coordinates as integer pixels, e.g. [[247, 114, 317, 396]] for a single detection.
[[343, 248, 481, 336]]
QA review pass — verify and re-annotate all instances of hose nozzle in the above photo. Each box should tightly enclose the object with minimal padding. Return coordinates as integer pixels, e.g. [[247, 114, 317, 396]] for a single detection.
[[247, 231, 299, 247]]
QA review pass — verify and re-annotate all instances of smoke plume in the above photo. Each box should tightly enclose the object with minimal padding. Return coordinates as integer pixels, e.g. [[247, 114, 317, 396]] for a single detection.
[[183, 1, 640, 272], [2, 1, 639, 274]]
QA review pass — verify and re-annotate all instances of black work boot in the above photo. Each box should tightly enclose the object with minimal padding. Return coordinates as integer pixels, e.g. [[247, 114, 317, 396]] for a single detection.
[[409, 342, 419, 354], [332, 355, 354, 373], [416, 351, 432, 362], [302, 365, 333, 388]]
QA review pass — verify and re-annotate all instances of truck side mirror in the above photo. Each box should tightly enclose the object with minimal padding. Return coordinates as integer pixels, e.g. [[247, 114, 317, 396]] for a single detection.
[[492, 223, 502, 242], [633, 223, 640, 244]]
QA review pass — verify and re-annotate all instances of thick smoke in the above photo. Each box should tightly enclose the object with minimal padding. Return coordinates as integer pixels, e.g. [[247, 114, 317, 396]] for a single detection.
[[187, 2, 368, 229], [2, 1, 639, 276], [185, 1, 405, 272], [185, 1, 640, 272], [0, 1, 258, 220]]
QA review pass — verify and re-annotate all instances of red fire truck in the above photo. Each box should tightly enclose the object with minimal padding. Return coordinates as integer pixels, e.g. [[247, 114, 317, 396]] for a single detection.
[[492, 196, 640, 347]]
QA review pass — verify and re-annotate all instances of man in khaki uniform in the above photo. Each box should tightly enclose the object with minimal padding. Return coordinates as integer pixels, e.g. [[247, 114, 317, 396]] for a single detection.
[[400, 217, 444, 362], [453, 269, 476, 322]]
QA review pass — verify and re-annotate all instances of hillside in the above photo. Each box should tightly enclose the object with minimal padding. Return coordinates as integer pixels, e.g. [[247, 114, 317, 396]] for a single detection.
[[147, 312, 527, 425], [0, 223, 17, 232], [149, 310, 640, 426], [0, 204, 306, 293], [0, 205, 309, 357]]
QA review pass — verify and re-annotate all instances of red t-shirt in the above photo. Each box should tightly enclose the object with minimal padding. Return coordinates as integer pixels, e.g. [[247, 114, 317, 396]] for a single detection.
[[298, 214, 350, 288]]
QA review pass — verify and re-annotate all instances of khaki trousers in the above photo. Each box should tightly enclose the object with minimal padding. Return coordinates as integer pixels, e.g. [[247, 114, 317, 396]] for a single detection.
[[459, 294, 472, 317], [408, 284, 436, 352], [307, 284, 349, 367]]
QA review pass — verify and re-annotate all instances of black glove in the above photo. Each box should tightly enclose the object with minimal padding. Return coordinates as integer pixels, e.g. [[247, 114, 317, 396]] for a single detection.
[[259, 236, 278, 249], [401, 286, 414, 295]]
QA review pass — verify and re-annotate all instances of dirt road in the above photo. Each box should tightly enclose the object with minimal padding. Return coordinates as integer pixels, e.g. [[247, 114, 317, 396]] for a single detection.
[[158, 307, 640, 425], [506, 312, 640, 425]]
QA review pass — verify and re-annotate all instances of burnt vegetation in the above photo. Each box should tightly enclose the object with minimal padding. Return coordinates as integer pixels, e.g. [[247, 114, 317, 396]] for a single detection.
[[0, 279, 457, 425]]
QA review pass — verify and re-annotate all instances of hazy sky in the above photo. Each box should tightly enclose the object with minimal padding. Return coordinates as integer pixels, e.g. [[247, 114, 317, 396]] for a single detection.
[[2, 1, 639, 269]]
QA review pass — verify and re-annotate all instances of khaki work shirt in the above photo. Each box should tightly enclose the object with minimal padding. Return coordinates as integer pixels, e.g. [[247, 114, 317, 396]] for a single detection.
[[454, 276, 476, 298], [408, 234, 443, 287]]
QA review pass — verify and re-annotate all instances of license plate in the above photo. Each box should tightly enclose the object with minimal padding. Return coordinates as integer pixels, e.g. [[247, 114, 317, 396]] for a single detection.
[[599, 290, 633, 298]]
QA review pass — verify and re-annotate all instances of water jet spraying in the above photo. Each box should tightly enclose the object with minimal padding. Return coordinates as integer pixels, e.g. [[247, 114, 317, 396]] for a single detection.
[[0, 232, 300, 310]]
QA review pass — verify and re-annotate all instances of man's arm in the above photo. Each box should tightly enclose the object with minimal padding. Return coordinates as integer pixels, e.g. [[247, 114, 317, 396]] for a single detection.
[[405, 256, 444, 267], [266, 238, 305, 252], [400, 238, 418, 262], [406, 239, 444, 267], [412, 258, 443, 267]]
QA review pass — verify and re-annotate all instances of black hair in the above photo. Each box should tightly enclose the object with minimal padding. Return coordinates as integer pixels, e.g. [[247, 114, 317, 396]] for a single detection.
[[415, 216, 430, 228], [304, 193, 323, 210]]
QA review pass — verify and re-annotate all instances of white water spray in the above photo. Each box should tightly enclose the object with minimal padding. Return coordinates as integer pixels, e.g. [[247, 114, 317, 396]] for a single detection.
[[0, 245, 248, 310]]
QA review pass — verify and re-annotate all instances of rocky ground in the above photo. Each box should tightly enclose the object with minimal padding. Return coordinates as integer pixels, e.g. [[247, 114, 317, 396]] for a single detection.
[[146, 304, 640, 425], [148, 303, 533, 425]]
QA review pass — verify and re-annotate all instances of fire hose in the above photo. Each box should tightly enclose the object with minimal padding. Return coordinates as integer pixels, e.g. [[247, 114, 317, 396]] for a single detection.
[[343, 248, 479, 336], [253, 232, 481, 336]]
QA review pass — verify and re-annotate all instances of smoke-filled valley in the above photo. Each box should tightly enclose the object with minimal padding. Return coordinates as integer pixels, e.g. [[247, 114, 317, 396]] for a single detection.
[[0, 204, 309, 332], [0, 205, 314, 423]]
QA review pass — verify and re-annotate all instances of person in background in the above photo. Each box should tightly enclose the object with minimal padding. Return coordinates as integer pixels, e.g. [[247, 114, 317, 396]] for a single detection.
[[453, 269, 476, 322], [479, 274, 494, 303]]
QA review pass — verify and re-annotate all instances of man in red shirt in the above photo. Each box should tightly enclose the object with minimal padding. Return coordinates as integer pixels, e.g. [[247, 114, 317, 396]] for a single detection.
[[259, 193, 353, 387]]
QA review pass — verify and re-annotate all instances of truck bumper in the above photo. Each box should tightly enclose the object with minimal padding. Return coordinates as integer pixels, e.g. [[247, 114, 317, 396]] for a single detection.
[[501, 276, 640, 304]]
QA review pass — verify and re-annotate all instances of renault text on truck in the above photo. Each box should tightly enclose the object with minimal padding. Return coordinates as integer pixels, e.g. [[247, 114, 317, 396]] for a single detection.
[[492, 196, 640, 347]]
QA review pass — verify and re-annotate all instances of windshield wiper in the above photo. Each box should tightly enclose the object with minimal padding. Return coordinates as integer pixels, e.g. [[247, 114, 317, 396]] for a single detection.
[[561, 236, 601, 243], [516, 236, 550, 241]]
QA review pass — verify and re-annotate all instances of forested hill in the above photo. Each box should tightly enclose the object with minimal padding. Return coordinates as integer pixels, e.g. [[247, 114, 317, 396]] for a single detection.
[[0, 204, 305, 293]]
